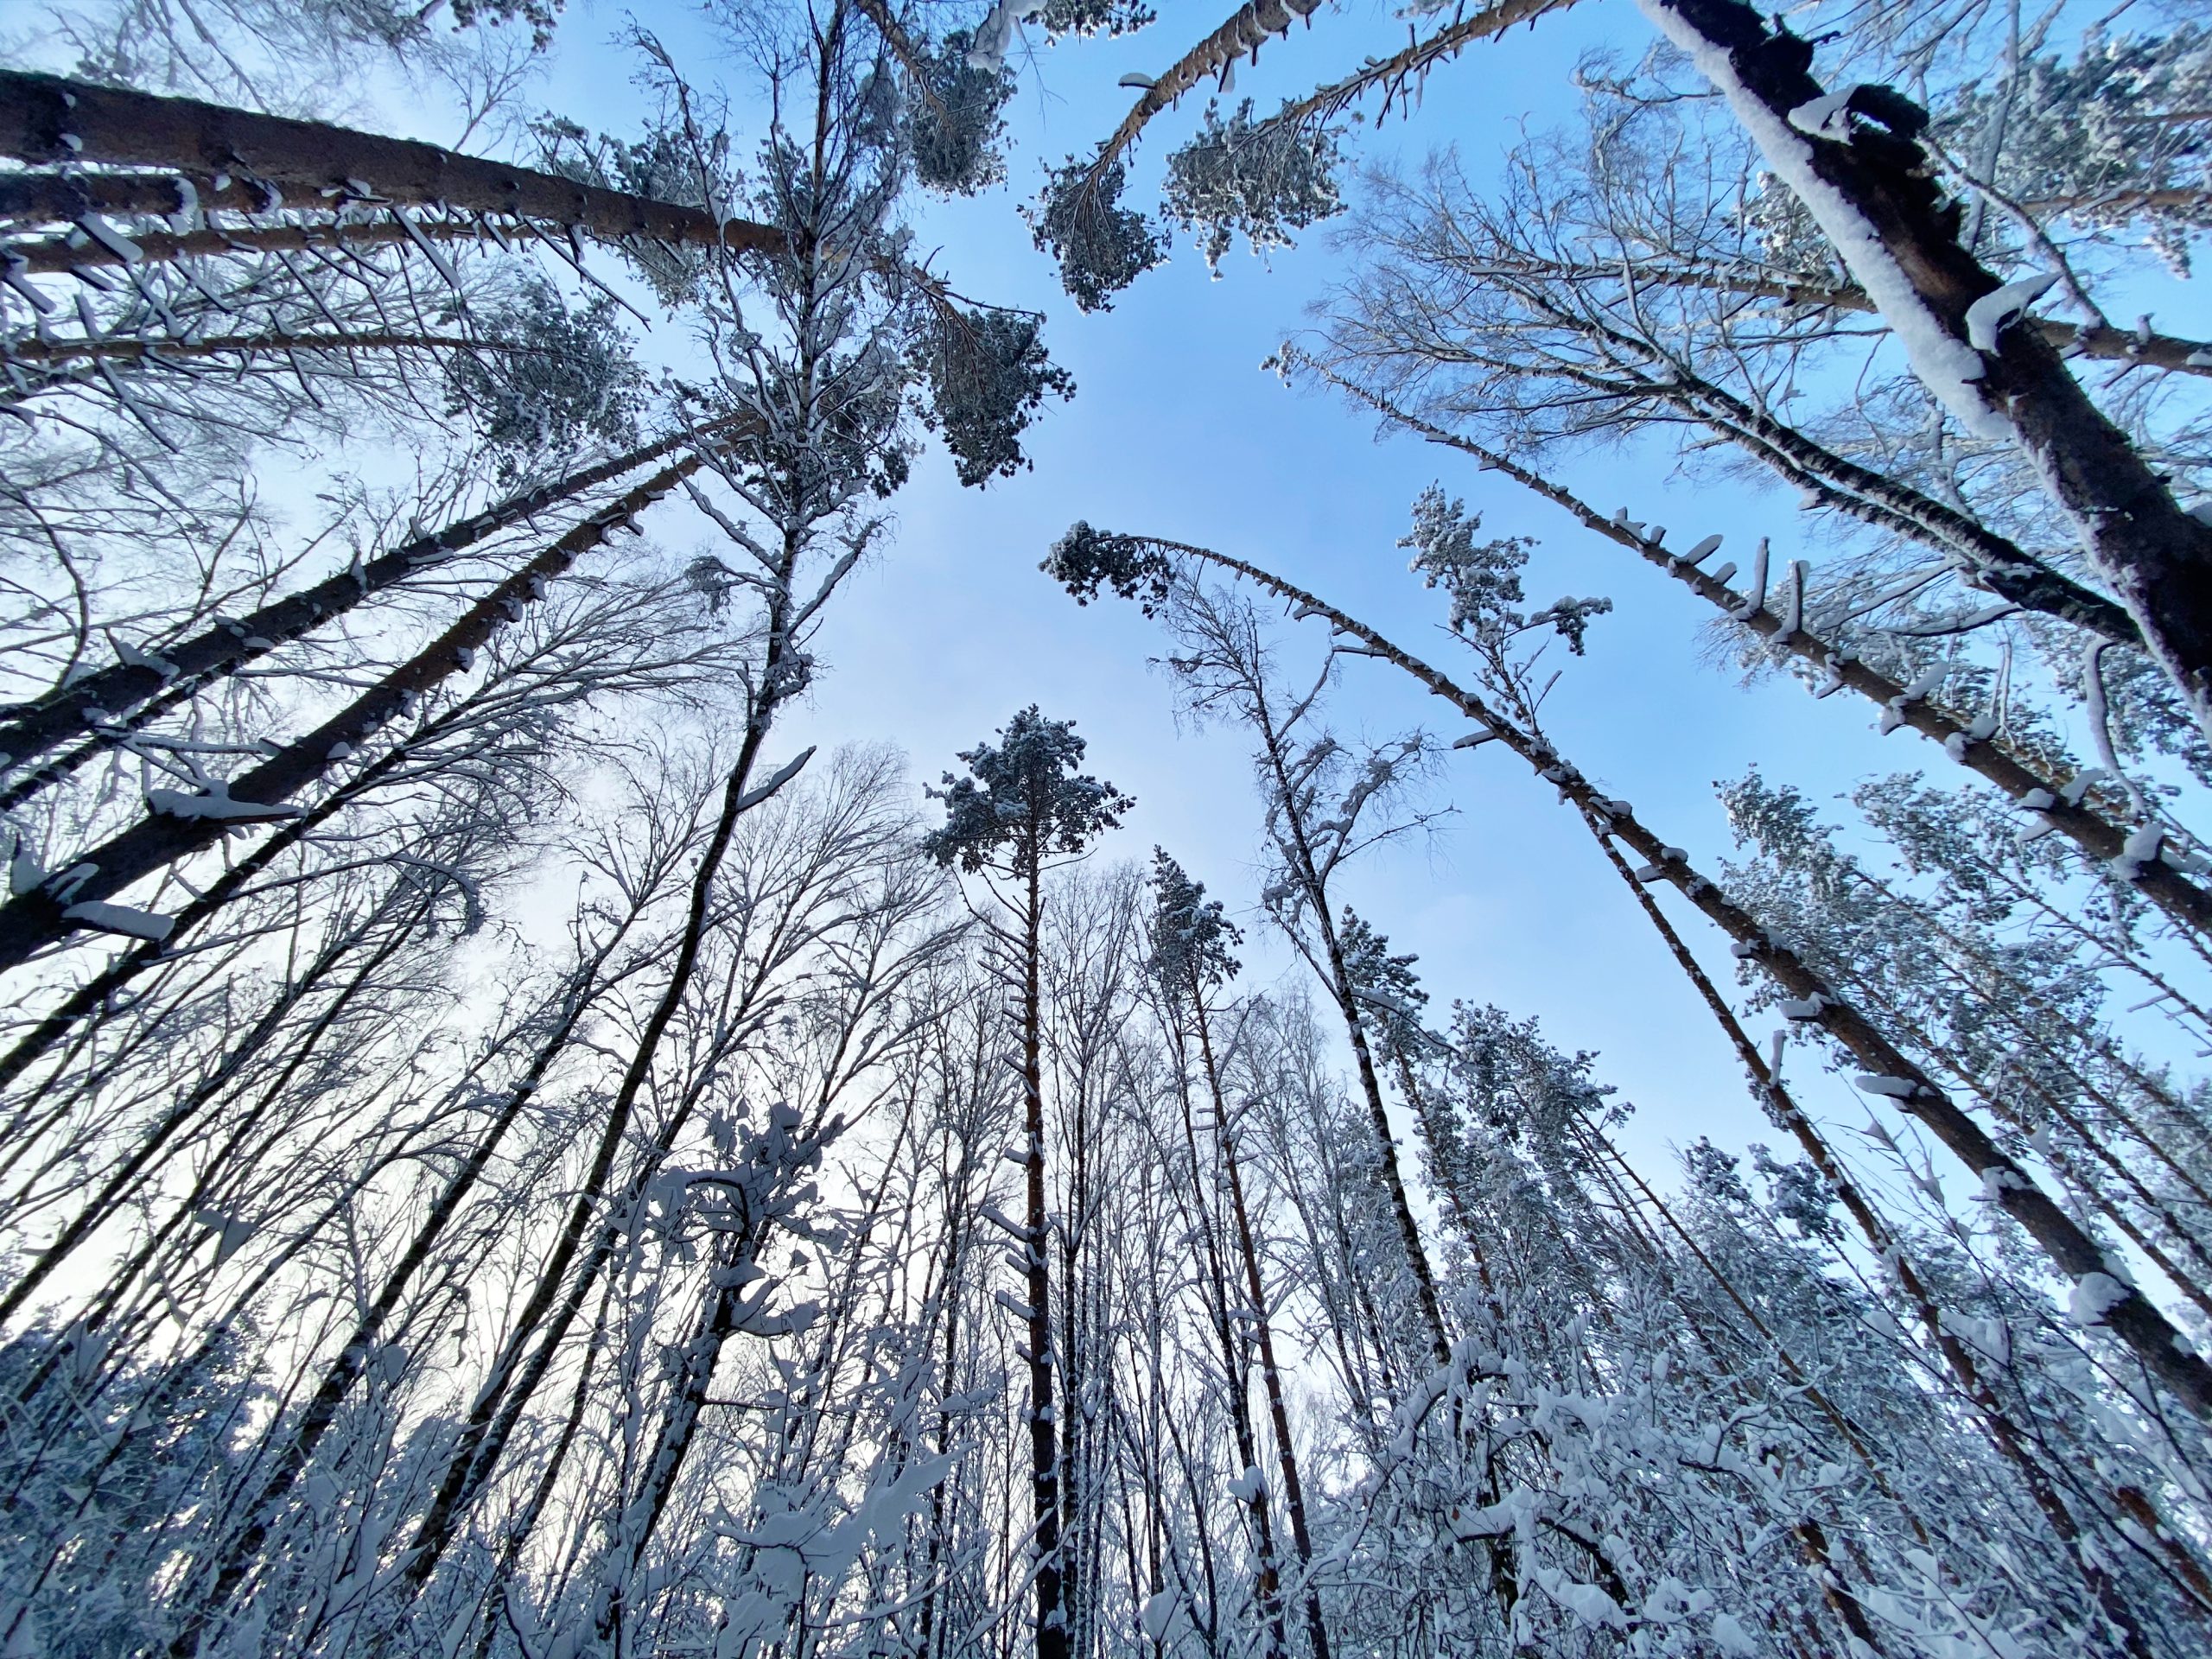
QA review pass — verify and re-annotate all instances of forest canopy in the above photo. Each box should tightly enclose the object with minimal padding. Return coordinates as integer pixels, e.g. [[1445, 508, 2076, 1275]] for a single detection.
[[3, 0, 2212, 1656]]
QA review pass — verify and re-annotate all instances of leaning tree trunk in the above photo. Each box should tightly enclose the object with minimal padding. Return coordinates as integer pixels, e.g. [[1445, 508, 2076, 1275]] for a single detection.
[[1149, 534, 2212, 1421], [0, 419, 748, 810], [0, 72, 784, 264], [1637, 0, 2212, 740], [0, 729, 423, 1100], [178, 936, 631, 1624], [1464, 253, 2212, 378], [5, 213, 550, 275], [1579, 816, 2195, 1645], [0, 460, 694, 976], [1312, 333, 2143, 649], [1253, 710, 1452, 1369], [0, 901, 397, 1333], [1329, 381, 2212, 943], [164, 653, 811, 1656]]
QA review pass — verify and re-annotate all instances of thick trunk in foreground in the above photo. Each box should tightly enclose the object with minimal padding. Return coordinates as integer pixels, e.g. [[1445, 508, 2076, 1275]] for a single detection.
[[1639, 0, 2212, 741]]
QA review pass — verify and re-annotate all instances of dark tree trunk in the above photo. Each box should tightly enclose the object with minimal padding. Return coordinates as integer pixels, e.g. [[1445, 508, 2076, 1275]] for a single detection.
[[0, 424, 744, 812], [1021, 838, 1069, 1659], [0, 458, 694, 975], [1193, 996, 1331, 1659], [1344, 393, 2212, 942], [1170, 536, 2212, 1421]]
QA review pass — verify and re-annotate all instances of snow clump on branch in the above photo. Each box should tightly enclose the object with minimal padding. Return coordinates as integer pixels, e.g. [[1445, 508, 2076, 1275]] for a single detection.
[[1161, 99, 1345, 273], [1043, 522, 1178, 613]]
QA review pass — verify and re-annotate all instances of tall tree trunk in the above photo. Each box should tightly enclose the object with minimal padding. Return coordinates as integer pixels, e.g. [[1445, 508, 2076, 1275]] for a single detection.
[[1580, 815, 2206, 1638], [1192, 995, 1330, 1659], [177, 943, 625, 1621], [1020, 839, 1069, 1659], [163, 653, 810, 1656], [0, 72, 784, 263], [1167, 999, 1287, 1659], [0, 736, 416, 1100], [1320, 383, 2212, 942], [0, 461, 687, 974], [1251, 704, 1451, 1368], [7, 213, 556, 276], [1153, 534, 2212, 1421], [1446, 251, 2212, 378], [0, 900, 391, 1330]]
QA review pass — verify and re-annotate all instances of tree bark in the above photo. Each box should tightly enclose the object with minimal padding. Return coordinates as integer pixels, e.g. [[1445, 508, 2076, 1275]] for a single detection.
[[1020, 836, 1070, 1659], [0, 456, 696, 975], [1328, 378, 2212, 944], [1193, 995, 1330, 1659], [1639, 0, 2212, 741], [1152, 533, 2212, 1421], [0, 72, 784, 262]]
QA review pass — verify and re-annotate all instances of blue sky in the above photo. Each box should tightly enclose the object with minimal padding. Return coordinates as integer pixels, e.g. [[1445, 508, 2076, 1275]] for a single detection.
[[508, 0, 1974, 1182]]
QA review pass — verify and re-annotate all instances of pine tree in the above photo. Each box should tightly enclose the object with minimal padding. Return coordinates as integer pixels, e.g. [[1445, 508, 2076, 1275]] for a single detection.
[[923, 706, 1131, 1659]]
